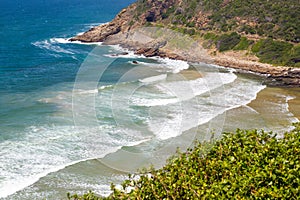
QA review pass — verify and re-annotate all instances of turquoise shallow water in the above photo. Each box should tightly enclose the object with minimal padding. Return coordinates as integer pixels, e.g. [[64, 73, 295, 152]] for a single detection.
[[0, 0, 299, 199]]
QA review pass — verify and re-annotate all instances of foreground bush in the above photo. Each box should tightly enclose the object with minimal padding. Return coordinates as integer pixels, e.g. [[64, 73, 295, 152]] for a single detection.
[[69, 124, 300, 199]]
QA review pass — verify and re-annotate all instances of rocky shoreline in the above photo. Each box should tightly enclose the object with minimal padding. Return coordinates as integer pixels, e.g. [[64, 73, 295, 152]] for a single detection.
[[70, 5, 300, 87]]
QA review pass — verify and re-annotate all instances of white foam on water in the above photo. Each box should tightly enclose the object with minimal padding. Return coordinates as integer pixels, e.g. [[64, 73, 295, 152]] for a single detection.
[[132, 72, 237, 107], [139, 74, 167, 84], [50, 38, 70, 44], [286, 96, 296, 116], [75, 89, 99, 95], [283, 95, 299, 124], [134, 58, 190, 74], [133, 97, 179, 107], [32, 39, 75, 54], [0, 124, 150, 198], [146, 76, 265, 140], [0, 158, 89, 199], [49, 37, 103, 45], [157, 57, 189, 73], [104, 46, 145, 59], [107, 44, 125, 52], [205, 63, 237, 73], [98, 84, 114, 90]]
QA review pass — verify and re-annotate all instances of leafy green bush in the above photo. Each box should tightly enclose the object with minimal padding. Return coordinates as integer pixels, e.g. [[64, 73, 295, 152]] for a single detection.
[[69, 123, 300, 199], [201, 0, 300, 42], [67, 191, 100, 200], [241, 25, 256, 35], [233, 37, 253, 50], [187, 21, 195, 27], [216, 32, 241, 52], [287, 45, 300, 67], [135, 0, 300, 42], [251, 39, 263, 53], [253, 38, 293, 65], [203, 32, 218, 40]]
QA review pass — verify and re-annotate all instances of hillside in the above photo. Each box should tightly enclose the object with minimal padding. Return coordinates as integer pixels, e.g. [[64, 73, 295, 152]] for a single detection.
[[71, 0, 300, 85], [142, 0, 299, 42], [129, 0, 300, 66]]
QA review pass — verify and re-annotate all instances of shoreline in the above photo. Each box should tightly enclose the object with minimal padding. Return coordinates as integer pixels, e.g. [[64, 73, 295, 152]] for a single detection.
[[71, 27, 300, 87], [69, 2, 300, 87]]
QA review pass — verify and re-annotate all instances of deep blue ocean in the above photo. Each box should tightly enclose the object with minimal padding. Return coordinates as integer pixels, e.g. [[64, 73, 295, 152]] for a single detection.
[[0, 0, 298, 199], [0, 0, 136, 92]]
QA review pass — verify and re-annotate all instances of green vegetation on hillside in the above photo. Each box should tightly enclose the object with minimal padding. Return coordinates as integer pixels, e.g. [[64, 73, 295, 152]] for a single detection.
[[203, 0, 299, 42], [233, 37, 253, 51], [131, 0, 300, 67], [215, 32, 241, 52], [69, 123, 300, 199], [252, 39, 293, 66], [201, 32, 299, 66], [152, 0, 299, 42]]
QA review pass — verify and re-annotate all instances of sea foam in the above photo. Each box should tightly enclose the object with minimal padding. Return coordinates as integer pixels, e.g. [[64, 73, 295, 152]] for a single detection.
[[139, 74, 167, 84], [147, 77, 266, 140], [32, 39, 75, 54], [132, 72, 237, 107], [0, 124, 150, 198]]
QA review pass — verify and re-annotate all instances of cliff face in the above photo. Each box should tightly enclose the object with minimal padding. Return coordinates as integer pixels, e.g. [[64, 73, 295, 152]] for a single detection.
[[70, 4, 137, 42], [70, 0, 300, 86]]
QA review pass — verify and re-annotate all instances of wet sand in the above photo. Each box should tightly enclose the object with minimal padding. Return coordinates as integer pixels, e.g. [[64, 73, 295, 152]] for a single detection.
[[249, 87, 300, 122], [287, 88, 300, 120]]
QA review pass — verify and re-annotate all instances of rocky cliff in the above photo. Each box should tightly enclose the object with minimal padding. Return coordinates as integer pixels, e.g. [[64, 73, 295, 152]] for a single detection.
[[70, 0, 180, 42]]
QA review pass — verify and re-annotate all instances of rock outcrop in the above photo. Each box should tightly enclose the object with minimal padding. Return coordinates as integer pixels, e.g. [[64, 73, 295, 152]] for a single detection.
[[70, 0, 177, 43], [214, 56, 300, 86], [70, 4, 137, 42]]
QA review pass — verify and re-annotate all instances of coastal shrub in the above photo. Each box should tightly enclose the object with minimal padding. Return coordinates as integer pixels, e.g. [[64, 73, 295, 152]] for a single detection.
[[186, 28, 196, 36], [287, 45, 300, 67], [216, 32, 241, 52], [69, 123, 300, 199], [233, 37, 253, 50], [161, 12, 169, 19], [67, 191, 99, 200], [251, 39, 263, 53], [241, 25, 256, 35], [201, 0, 300, 42], [203, 32, 218, 40], [187, 21, 195, 27], [253, 38, 293, 65], [135, 0, 300, 42]]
